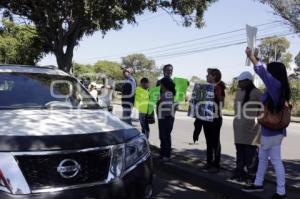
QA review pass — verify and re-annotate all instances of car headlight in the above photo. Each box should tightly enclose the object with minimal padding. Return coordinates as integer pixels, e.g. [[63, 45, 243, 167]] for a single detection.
[[109, 134, 150, 179], [110, 145, 125, 178], [125, 135, 150, 169]]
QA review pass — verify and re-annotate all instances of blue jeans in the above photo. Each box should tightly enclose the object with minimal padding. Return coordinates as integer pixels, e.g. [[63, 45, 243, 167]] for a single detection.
[[122, 106, 133, 125]]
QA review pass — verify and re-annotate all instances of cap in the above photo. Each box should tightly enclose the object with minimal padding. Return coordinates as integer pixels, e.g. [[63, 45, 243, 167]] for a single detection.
[[237, 71, 253, 81]]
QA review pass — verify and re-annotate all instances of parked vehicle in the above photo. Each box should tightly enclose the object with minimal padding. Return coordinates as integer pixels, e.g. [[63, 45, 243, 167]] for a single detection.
[[0, 65, 153, 199]]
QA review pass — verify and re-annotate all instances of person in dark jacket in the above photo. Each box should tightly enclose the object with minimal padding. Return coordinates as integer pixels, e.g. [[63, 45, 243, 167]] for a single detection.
[[157, 77, 176, 161], [202, 68, 226, 173], [156, 64, 173, 86], [121, 67, 136, 125]]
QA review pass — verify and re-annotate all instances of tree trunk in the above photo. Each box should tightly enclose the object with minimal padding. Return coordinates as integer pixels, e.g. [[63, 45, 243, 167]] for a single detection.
[[54, 23, 80, 74], [56, 52, 73, 73], [55, 40, 76, 73]]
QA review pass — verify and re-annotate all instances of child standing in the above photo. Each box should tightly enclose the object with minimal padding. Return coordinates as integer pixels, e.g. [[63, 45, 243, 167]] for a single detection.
[[135, 78, 150, 138]]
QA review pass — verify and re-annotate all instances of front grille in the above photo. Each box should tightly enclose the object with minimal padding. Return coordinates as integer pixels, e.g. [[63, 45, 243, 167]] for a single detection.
[[15, 149, 111, 190]]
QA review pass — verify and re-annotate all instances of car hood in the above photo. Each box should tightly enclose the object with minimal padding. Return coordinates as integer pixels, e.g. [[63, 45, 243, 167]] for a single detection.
[[0, 109, 140, 151]]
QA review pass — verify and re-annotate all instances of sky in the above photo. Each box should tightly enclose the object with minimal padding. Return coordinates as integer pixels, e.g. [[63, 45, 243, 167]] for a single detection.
[[39, 0, 300, 83]]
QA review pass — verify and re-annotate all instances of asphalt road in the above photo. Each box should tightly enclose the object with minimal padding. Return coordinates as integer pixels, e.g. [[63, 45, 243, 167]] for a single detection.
[[113, 106, 300, 160], [152, 168, 214, 199]]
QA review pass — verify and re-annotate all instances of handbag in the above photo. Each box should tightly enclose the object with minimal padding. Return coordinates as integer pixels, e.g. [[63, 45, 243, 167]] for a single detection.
[[258, 101, 292, 131]]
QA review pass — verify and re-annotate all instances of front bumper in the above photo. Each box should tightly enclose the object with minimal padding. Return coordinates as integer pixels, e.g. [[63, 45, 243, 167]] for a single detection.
[[0, 158, 152, 199]]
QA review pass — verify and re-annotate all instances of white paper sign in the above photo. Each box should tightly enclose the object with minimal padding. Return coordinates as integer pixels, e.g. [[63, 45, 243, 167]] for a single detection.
[[246, 25, 258, 66]]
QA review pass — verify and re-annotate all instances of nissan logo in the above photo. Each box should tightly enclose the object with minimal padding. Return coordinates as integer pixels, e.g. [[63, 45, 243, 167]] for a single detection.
[[57, 159, 81, 179]]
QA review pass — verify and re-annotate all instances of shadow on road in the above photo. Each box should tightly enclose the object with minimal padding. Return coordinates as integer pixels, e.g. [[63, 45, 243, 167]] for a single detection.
[[152, 168, 214, 199], [165, 147, 300, 190]]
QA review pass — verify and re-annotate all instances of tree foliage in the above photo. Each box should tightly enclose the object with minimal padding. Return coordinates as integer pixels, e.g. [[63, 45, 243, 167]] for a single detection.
[[295, 51, 300, 68], [73, 63, 93, 77], [93, 60, 123, 80], [0, 0, 217, 72], [0, 20, 44, 65], [121, 53, 160, 86], [73, 61, 123, 81], [258, 36, 292, 67], [258, 0, 300, 32], [289, 51, 300, 79]]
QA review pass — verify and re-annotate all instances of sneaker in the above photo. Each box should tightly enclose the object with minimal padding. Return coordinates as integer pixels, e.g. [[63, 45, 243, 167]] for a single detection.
[[242, 184, 264, 192], [228, 175, 245, 184], [244, 177, 254, 186], [272, 193, 287, 199]]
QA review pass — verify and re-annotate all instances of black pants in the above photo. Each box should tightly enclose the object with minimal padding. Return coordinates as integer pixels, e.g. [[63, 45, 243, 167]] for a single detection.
[[193, 119, 203, 142], [139, 113, 150, 139], [158, 116, 175, 158], [235, 144, 258, 177], [203, 117, 222, 168]]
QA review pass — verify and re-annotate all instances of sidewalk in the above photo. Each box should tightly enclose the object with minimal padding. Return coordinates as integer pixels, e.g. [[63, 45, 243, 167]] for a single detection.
[[150, 145, 300, 199]]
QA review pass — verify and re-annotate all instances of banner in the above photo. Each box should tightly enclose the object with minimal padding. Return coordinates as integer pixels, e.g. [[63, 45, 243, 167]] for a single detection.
[[188, 83, 215, 122], [148, 86, 160, 114], [173, 77, 189, 102]]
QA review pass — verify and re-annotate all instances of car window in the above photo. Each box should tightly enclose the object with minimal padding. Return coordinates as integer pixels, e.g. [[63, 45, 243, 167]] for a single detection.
[[0, 73, 101, 110]]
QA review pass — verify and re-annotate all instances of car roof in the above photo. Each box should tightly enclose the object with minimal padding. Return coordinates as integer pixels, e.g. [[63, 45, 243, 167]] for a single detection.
[[0, 64, 70, 76]]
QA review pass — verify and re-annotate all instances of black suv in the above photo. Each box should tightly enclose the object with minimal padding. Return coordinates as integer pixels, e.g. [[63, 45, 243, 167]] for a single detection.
[[0, 65, 153, 199]]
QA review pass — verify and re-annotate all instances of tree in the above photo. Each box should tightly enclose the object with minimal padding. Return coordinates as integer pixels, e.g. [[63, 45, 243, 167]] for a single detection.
[[258, 36, 292, 68], [295, 51, 300, 67], [281, 52, 293, 69], [190, 76, 201, 83], [121, 53, 160, 86], [121, 53, 155, 72], [0, 20, 44, 65], [0, 0, 217, 73], [289, 51, 300, 79], [93, 60, 123, 80], [73, 63, 93, 77], [258, 0, 300, 32]]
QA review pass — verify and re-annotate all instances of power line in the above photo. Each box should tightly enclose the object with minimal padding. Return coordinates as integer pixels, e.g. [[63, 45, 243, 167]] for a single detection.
[[85, 21, 282, 60], [153, 32, 297, 60], [143, 28, 289, 56]]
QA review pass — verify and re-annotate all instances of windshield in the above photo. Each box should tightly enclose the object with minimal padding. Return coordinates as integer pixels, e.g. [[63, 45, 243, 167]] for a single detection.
[[0, 73, 101, 110]]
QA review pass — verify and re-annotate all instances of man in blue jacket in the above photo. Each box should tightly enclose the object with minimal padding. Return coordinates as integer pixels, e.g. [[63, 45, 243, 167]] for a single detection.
[[122, 67, 136, 125]]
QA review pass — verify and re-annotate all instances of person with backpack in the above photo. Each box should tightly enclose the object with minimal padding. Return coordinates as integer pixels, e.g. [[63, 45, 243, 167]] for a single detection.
[[242, 47, 291, 199], [231, 71, 262, 184]]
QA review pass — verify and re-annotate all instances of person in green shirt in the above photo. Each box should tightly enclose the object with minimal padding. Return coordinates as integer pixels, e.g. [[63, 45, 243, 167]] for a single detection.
[[135, 78, 150, 138]]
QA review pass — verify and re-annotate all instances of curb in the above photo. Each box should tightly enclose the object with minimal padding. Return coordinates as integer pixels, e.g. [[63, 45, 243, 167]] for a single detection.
[[153, 158, 262, 199], [150, 145, 300, 199]]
